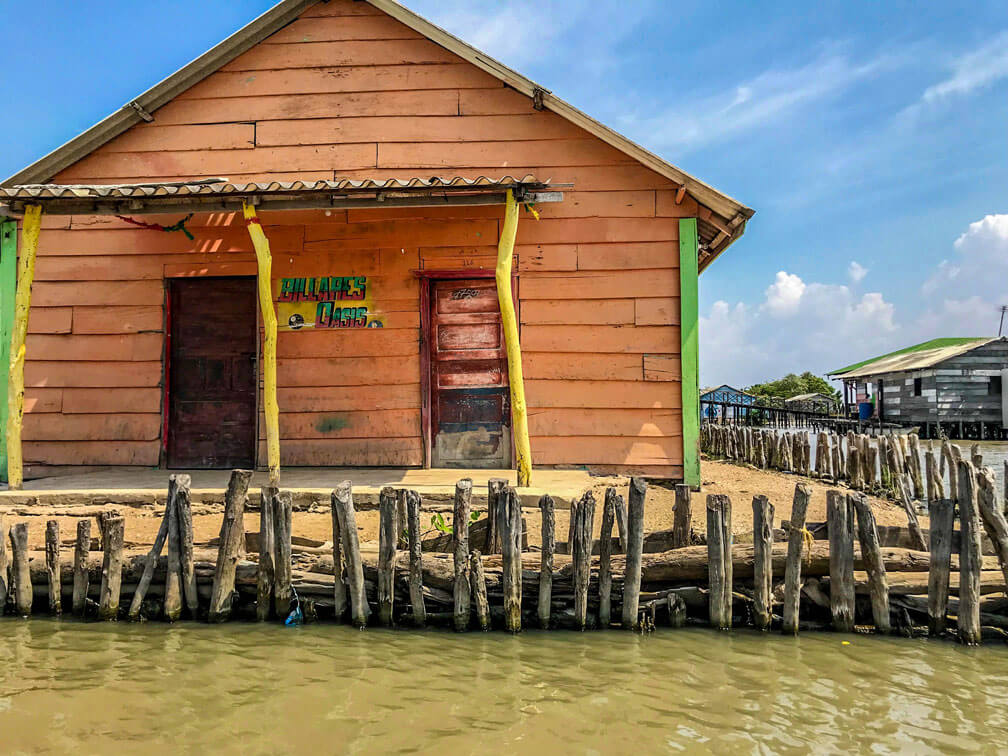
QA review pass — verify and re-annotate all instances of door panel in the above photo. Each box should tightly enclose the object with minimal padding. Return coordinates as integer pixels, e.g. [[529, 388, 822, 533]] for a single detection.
[[430, 279, 510, 469], [167, 277, 258, 469]]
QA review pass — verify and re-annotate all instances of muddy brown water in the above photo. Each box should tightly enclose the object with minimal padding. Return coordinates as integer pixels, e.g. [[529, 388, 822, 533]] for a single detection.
[[1, 621, 1006, 754]]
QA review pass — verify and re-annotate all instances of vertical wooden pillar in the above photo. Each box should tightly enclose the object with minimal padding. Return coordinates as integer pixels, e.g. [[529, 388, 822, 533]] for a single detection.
[[495, 190, 532, 487], [0, 220, 16, 482], [242, 202, 280, 484], [679, 218, 700, 489], [6, 205, 42, 490]]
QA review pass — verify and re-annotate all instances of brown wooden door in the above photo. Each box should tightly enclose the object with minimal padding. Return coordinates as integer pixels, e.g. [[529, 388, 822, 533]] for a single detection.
[[167, 277, 258, 469], [429, 279, 511, 469]]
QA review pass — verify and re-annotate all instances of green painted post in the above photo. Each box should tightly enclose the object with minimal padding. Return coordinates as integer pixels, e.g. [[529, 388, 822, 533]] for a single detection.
[[0, 220, 16, 481], [679, 218, 700, 489]]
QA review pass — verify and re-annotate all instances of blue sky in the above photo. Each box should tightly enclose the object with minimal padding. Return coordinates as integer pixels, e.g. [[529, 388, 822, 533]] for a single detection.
[[2, 1, 1007, 388]]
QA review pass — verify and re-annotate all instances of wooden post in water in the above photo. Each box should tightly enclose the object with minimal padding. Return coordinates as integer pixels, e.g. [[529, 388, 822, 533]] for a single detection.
[[852, 493, 890, 634], [847, 443, 861, 491], [957, 460, 982, 645], [209, 469, 252, 623], [273, 491, 293, 620], [499, 486, 523, 633], [621, 478, 647, 630], [72, 519, 90, 617], [259, 486, 277, 621], [9, 523, 31, 616], [615, 494, 629, 552], [538, 494, 555, 629], [752, 495, 774, 631], [99, 515, 125, 621], [598, 489, 617, 628], [0, 516, 7, 615], [573, 490, 596, 631], [827, 490, 855, 632], [378, 486, 398, 627], [333, 482, 368, 628], [782, 484, 812, 635], [908, 434, 924, 499], [129, 503, 171, 620], [896, 475, 928, 552], [486, 478, 507, 554], [175, 475, 197, 615], [405, 490, 425, 627], [164, 479, 183, 622], [927, 499, 955, 636], [706, 494, 733, 630], [469, 551, 490, 631], [976, 467, 1008, 588], [672, 484, 691, 548], [45, 520, 60, 615], [452, 479, 472, 632]]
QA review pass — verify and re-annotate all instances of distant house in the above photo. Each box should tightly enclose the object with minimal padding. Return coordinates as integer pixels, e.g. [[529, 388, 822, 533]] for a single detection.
[[700, 385, 756, 420], [829, 337, 1008, 439], [783, 392, 835, 413]]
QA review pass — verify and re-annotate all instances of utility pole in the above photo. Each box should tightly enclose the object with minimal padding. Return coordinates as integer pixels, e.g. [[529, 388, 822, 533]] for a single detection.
[[1000, 305, 1008, 337]]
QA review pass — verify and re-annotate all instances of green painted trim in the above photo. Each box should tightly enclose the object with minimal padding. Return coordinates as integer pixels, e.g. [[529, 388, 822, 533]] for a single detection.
[[0, 220, 16, 482], [679, 218, 700, 489]]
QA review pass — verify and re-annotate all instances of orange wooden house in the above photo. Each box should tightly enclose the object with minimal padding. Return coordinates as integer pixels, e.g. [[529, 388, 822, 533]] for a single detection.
[[0, 0, 752, 489]]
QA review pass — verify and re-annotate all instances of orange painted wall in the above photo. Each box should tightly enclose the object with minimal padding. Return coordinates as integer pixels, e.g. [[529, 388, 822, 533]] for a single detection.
[[24, 0, 693, 477]]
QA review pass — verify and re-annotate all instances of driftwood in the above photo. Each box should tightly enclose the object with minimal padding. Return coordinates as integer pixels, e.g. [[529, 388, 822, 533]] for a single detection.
[[752, 495, 774, 631], [782, 484, 812, 634], [976, 466, 1008, 588], [129, 504, 171, 620], [538, 494, 555, 629]]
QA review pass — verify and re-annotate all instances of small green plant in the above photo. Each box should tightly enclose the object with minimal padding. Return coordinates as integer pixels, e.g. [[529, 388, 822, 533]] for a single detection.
[[429, 510, 482, 535]]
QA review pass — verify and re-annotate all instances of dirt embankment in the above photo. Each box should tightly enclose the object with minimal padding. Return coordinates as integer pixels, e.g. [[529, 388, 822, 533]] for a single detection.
[[10, 458, 917, 555]]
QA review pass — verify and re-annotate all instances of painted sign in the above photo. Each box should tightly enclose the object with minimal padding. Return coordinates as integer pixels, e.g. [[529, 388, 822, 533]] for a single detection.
[[274, 276, 384, 331]]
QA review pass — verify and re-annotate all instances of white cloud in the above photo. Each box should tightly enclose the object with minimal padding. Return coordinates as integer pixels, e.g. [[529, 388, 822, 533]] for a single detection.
[[922, 30, 1008, 102], [848, 261, 868, 283], [764, 271, 806, 316]]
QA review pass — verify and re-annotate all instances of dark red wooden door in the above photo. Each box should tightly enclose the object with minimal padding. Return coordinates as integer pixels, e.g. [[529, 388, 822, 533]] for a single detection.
[[429, 279, 511, 468], [167, 277, 258, 469]]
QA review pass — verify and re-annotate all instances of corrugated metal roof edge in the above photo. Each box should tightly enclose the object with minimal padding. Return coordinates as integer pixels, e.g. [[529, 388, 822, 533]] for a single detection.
[[2, 0, 752, 264], [829, 337, 1000, 378]]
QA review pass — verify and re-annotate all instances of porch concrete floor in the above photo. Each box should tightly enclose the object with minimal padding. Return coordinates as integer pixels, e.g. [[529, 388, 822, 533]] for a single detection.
[[1, 467, 598, 509]]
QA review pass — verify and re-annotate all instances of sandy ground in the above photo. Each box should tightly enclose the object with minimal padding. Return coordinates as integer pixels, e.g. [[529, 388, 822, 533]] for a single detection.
[[14, 457, 921, 554]]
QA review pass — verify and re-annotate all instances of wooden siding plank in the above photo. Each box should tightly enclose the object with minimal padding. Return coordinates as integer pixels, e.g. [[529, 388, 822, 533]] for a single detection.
[[60, 144, 377, 182], [635, 297, 680, 326], [276, 329, 418, 359], [278, 383, 420, 412], [25, 361, 162, 388], [378, 139, 634, 169], [222, 39, 461, 72], [532, 436, 683, 465], [528, 408, 682, 437], [24, 388, 63, 414], [262, 437, 423, 466], [257, 113, 582, 145], [264, 14, 424, 44], [521, 325, 679, 354], [24, 413, 161, 441], [305, 218, 497, 247], [26, 334, 162, 362], [523, 353, 643, 381], [577, 242, 678, 271], [99, 123, 255, 153], [27, 307, 72, 334], [267, 409, 419, 439], [37, 227, 304, 257], [527, 380, 679, 409], [643, 354, 682, 382], [23, 441, 159, 466], [536, 191, 655, 219], [62, 388, 162, 414], [459, 87, 536, 116], [302, 0, 383, 16], [656, 189, 700, 217], [520, 269, 680, 300], [151, 90, 462, 127], [516, 245, 578, 272], [277, 356, 420, 387], [519, 299, 634, 325], [33, 281, 164, 307], [517, 218, 681, 246]]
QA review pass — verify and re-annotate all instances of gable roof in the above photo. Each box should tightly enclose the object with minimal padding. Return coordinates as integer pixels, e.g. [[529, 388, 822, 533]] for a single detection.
[[3, 0, 753, 268], [829, 337, 1001, 379]]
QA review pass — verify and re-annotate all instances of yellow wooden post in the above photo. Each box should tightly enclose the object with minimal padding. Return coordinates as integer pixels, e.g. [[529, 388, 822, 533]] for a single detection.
[[243, 202, 280, 484], [496, 190, 532, 487], [6, 204, 42, 490]]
